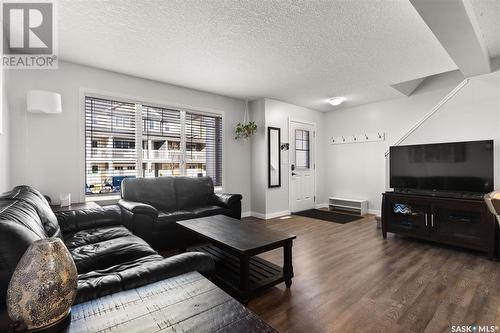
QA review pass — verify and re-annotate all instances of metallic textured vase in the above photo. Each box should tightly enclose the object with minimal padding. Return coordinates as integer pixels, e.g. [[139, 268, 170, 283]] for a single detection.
[[7, 238, 78, 331]]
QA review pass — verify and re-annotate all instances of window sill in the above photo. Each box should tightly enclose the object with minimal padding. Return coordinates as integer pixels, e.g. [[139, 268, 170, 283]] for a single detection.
[[85, 186, 224, 203], [86, 194, 120, 204]]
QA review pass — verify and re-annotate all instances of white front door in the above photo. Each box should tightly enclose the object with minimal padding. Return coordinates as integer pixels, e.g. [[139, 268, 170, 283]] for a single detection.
[[289, 121, 315, 212]]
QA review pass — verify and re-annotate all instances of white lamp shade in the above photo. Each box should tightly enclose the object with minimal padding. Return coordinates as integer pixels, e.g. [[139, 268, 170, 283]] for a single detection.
[[27, 90, 62, 114]]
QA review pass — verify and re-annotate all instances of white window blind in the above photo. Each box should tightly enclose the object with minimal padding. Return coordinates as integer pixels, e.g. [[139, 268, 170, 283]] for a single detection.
[[142, 105, 182, 178], [85, 96, 137, 196], [185, 111, 223, 186], [84, 96, 224, 197]]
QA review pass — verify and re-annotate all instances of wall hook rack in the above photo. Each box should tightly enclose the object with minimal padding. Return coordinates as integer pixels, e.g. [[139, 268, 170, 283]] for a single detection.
[[330, 132, 385, 145]]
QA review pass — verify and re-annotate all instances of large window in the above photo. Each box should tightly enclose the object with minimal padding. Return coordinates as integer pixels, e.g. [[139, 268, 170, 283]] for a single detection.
[[85, 96, 223, 197]]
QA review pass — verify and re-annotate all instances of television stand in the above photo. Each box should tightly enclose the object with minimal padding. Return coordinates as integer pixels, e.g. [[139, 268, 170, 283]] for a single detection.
[[393, 189, 485, 200], [381, 191, 496, 259]]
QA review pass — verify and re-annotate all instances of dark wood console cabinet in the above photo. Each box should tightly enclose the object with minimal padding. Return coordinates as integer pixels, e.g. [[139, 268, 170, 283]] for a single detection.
[[382, 192, 497, 259]]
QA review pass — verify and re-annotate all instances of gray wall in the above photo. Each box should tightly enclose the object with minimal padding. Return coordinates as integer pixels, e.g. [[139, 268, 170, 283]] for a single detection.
[[7, 61, 252, 213], [250, 98, 267, 216], [324, 70, 500, 215], [0, 70, 10, 193], [265, 98, 326, 215], [250, 98, 325, 218], [4, 61, 500, 219]]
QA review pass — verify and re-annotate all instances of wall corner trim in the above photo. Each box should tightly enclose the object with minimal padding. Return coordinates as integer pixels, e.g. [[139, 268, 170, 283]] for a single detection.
[[368, 209, 381, 217]]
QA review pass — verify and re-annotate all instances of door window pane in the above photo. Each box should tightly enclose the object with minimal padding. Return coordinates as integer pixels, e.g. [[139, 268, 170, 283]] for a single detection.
[[295, 129, 310, 168]]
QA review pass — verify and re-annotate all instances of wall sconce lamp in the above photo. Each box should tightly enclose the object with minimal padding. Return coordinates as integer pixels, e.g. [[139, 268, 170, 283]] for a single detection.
[[27, 90, 62, 114]]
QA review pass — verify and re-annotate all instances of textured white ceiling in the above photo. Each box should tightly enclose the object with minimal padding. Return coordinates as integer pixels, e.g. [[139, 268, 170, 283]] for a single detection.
[[58, 0, 461, 111], [470, 0, 500, 58]]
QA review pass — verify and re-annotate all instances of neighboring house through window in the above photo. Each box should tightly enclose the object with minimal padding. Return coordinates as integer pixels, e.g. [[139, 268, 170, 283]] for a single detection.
[[85, 96, 223, 197]]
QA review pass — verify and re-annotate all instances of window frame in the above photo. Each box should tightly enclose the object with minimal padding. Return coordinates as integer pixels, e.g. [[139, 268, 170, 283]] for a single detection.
[[80, 89, 226, 203]]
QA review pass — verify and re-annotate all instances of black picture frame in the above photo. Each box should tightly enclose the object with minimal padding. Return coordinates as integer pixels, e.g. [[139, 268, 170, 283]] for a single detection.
[[268, 127, 281, 188]]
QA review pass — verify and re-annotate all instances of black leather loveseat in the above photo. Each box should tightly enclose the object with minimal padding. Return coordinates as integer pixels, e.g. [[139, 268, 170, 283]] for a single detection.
[[0, 185, 214, 321], [119, 176, 242, 250]]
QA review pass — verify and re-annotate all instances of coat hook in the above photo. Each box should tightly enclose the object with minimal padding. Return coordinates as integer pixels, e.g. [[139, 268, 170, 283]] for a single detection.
[[378, 132, 382, 139], [353, 135, 357, 141], [342, 136, 345, 142], [365, 133, 368, 140]]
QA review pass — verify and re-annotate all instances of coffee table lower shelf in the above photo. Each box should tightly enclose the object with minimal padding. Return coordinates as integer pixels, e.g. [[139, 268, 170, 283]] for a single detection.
[[190, 244, 285, 302]]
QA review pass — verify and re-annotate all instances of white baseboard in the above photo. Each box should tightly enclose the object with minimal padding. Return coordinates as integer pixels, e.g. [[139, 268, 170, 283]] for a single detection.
[[315, 203, 328, 209], [250, 212, 266, 219], [241, 211, 252, 218], [265, 210, 291, 219], [248, 210, 291, 220]]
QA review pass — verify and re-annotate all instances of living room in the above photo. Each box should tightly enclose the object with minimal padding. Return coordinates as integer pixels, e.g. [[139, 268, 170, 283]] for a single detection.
[[1, 0, 500, 332]]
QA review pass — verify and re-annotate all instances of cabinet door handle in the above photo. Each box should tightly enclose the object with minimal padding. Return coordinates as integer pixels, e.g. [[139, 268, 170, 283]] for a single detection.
[[425, 214, 428, 227], [431, 214, 434, 227]]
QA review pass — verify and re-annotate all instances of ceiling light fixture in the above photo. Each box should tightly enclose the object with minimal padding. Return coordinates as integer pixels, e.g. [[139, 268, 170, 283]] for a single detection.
[[327, 97, 345, 106]]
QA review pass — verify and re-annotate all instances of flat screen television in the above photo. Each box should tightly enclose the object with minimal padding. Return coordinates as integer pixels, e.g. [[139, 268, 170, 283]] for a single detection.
[[390, 140, 494, 194]]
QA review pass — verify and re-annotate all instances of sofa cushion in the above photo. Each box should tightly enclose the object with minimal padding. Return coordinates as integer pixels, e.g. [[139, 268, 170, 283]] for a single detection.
[[57, 205, 122, 234], [190, 205, 230, 218], [74, 252, 215, 304], [157, 210, 196, 231], [174, 177, 214, 209], [0, 185, 61, 238], [121, 177, 177, 211], [69, 232, 157, 274], [64, 225, 134, 249]]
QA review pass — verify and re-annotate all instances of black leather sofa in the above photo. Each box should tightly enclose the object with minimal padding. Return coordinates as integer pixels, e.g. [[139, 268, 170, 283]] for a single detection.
[[0, 185, 214, 322], [119, 176, 242, 250]]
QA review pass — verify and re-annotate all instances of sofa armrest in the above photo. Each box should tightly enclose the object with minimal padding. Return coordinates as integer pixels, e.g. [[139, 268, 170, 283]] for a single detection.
[[118, 199, 158, 244], [56, 205, 122, 234], [118, 199, 158, 217], [212, 193, 242, 219], [156, 252, 215, 278], [212, 193, 242, 208]]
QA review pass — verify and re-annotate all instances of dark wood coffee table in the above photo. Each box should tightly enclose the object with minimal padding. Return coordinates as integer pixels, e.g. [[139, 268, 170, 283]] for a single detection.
[[177, 215, 296, 303]]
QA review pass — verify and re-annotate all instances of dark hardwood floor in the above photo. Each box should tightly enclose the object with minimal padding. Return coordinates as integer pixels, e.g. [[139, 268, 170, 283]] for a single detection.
[[244, 214, 500, 333]]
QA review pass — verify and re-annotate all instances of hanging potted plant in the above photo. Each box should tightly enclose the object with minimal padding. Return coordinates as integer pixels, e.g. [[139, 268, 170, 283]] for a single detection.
[[235, 99, 257, 139]]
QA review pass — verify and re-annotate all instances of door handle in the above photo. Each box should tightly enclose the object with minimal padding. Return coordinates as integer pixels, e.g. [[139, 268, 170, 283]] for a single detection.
[[291, 172, 297, 176], [431, 214, 434, 227], [425, 214, 428, 227]]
